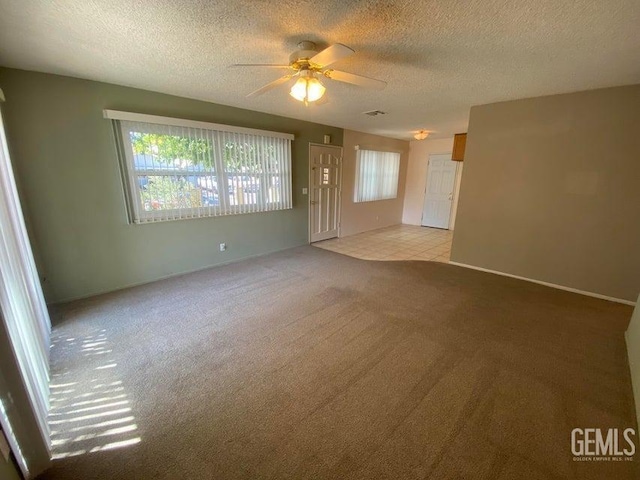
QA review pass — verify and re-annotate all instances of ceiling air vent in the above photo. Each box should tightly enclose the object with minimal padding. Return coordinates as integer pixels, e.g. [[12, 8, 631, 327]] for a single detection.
[[363, 110, 387, 117]]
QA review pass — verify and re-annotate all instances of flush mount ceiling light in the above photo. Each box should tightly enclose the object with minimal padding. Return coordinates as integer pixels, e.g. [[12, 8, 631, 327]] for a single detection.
[[289, 70, 326, 106], [414, 130, 429, 140], [231, 41, 386, 106]]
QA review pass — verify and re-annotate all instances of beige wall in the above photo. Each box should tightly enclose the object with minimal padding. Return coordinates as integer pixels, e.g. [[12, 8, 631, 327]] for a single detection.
[[402, 137, 456, 226], [626, 294, 640, 429], [340, 130, 409, 237], [449, 161, 464, 230], [451, 84, 640, 302]]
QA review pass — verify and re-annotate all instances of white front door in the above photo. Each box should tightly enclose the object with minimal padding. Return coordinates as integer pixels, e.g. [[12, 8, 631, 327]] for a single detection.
[[309, 144, 342, 242], [421, 153, 457, 229]]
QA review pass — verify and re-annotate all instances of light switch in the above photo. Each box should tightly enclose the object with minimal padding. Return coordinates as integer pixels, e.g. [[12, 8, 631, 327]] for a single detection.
[[302, 188, 308, 195]]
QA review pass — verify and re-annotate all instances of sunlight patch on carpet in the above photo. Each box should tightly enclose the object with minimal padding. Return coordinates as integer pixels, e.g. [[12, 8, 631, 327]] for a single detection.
[[49, 329, 141, 460]]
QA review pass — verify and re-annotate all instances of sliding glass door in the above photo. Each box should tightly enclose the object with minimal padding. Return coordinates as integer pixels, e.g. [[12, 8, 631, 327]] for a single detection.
[[0, 91, 51, 478]]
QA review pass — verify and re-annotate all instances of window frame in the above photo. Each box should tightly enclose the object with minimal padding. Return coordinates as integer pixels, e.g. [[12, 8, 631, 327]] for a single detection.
[[353, 147, 402, 203], [106, 110, 294, 224]]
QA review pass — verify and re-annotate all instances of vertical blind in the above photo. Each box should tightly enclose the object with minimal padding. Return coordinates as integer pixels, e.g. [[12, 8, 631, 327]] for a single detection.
[[0, 102, 51, 476], [354, 149, 401, 202], [109, 111, 294, 224]]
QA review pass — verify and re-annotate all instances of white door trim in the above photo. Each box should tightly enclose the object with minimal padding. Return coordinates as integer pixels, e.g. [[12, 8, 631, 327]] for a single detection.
[[308, 144, 343, 243], [421, 153, 458, 229], [448, 162, 460, 229]]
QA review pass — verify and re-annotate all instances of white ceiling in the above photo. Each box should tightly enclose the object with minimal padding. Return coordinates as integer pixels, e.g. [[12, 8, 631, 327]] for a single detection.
[[0, 1, 639, 140]]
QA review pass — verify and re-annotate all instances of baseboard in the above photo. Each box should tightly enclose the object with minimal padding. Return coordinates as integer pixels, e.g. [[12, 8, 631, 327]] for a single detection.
[[624, 296, 640, 432], [51, 244, 304, 305], [449, 261, 636, 306], [624, 313, 640, 431], [338, 221, 404, 238]]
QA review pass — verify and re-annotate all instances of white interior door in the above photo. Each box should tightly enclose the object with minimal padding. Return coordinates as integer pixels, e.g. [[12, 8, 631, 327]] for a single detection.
[[309, 144, 342, 243], [421, 153, 457, 229]]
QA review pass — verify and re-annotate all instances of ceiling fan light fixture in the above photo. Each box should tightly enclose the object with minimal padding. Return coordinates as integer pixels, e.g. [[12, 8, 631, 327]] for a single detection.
[[289, 78, 307, 101], [237, 41, 385, 102], [306, 77, 326, 102], [414, 130, 429, 141], [290, 74, 326, 105]]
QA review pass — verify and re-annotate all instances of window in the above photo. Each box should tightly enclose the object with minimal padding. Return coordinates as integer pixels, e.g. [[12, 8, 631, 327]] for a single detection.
[[106, 111, 293, 224], [354, 149, 401, 202]]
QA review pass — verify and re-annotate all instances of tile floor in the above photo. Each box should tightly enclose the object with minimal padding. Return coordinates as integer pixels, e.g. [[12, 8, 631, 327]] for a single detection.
[[313, 224, 453, 262]]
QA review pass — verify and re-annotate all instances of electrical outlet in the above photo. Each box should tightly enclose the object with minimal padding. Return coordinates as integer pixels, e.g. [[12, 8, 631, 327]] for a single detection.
[[219, 243, 226, 252]]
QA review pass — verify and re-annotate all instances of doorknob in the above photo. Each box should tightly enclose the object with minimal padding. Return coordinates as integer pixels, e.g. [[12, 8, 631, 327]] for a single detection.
[[310, 200, 318, 205]]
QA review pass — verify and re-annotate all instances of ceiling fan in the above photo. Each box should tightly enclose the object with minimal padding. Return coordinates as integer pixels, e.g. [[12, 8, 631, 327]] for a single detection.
[[231, 41, 387, 105]]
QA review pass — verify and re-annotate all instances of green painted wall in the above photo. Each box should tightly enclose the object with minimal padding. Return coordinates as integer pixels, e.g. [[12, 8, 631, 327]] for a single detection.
[[0, 453, 21, 480], [0, 68, 343, 303]]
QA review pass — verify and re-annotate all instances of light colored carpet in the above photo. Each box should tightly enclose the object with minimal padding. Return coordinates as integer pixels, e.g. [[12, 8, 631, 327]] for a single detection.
[[38, 246, 637, 479]]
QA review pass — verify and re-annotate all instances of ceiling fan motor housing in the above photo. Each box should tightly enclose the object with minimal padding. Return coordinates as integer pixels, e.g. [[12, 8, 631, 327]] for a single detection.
[[240, 41, 385, 99], [290, 41, 320, 69]]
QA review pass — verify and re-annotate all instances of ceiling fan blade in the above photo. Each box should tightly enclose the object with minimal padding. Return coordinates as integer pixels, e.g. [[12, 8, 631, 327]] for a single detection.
[[324, 70, 387, 90], [309, 43, 354, 67], [231, 64, 292, 69], [247, 75, 293, 98]]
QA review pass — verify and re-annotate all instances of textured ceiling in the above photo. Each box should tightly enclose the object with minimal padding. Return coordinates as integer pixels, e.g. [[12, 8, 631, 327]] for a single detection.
[[0, 1, 639, 140]]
